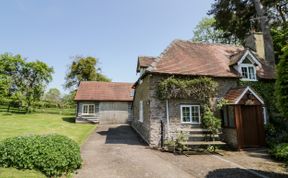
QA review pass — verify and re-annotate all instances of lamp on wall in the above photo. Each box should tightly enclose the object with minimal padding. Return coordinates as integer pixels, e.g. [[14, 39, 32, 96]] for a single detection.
[[245, 92, 255, 105]]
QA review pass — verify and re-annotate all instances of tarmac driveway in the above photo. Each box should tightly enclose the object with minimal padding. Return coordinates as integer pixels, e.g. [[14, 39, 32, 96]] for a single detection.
[[75, 125, 287, 178]]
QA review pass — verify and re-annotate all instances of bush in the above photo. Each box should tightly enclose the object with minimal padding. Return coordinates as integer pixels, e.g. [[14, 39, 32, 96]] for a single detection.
[[270, 143, 288, 164], [0, 134, 82, 177], [202, 106, 221, 140]]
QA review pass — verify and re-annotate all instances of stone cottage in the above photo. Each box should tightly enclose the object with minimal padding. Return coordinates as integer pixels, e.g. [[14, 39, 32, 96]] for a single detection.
[[131, 33, 275, 149]]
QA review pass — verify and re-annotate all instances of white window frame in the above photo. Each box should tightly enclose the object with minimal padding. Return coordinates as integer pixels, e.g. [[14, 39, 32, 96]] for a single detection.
[[240, 64, 257, 81], [139, 101, 143, 122], [235, 50, 261, 82], [180, 105, 201, 124], [82, 104, 95, 115]]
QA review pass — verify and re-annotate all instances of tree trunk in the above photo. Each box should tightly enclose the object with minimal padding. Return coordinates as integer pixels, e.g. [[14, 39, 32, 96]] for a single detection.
[[254, 0, 275, 66], [7, 103, 11, 112]]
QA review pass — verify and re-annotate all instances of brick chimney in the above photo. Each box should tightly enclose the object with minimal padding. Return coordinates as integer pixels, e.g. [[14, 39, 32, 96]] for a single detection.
[[244, 32, 275, 66]]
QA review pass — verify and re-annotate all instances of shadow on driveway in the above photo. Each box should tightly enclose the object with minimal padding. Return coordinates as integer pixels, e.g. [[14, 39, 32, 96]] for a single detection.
[[97, 125, 147, 145], [206, 168, 288, 178]]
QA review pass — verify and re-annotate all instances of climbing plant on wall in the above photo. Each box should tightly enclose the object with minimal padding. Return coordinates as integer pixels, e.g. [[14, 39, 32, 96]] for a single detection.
[[239, 81, 276, 114], [157, 76, 218, 106]]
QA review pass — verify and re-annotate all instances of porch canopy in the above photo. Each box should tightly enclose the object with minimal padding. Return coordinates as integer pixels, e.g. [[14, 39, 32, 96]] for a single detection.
[[223, 86, 266, 149]]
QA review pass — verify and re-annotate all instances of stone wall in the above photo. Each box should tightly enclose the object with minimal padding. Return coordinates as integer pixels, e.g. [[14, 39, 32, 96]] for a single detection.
[[132, 74, 240, 147], [131, 75, 151, 144], [222, 128, 238, 148]]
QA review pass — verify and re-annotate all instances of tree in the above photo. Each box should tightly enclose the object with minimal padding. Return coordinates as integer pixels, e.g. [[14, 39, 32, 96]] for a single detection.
[[65, 56, 111, 90], [44, 88, 61, 104], [22, 61, 54, 112], [0, 53, 25, 109], [192, 17, 240, 44], [62, 91, 76, 108], [208, 0, 287, 62], [0, 54, 53, 112], [275, 45, 288, 119]]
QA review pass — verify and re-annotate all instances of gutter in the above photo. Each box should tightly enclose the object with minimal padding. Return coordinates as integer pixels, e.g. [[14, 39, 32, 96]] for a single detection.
[[166, 100, 170, 139]]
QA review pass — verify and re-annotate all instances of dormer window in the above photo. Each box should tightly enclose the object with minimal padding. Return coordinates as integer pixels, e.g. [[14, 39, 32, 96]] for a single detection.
[[233, 50, 261, 82], [241, 65, 256, 80]]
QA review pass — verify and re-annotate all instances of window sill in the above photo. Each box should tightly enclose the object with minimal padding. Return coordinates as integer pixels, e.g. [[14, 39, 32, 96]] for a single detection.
[[181, 122, 201, 125], [240, 78, 257, 82]]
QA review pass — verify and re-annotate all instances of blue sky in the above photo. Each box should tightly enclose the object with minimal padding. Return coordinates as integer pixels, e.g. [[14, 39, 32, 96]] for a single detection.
[[0, 0, 213, 93]]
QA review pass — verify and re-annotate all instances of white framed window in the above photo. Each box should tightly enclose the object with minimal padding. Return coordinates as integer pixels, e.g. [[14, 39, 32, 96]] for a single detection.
[[82, 104, 95, 115], [240, 64, 256, 81], [180, 105, 201, 124], [139, 101, 143, 122]]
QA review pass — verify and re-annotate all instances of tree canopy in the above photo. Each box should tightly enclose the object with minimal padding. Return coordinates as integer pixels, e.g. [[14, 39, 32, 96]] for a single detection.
[[208, 0, 287, 62], [44, 88, 61, 104], [64, 56, 111, 90], [0, 53, 53, 112], [275, 45, 288, 119], [192, 17, 240, 44]]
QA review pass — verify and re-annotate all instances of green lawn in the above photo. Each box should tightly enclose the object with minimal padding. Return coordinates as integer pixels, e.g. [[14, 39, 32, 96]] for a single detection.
[[0, 112, 96, 178]]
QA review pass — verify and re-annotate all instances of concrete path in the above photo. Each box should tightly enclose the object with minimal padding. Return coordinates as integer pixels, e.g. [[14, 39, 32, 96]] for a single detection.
[[75, 125, 193, 178], [75, 125, 287, 178]]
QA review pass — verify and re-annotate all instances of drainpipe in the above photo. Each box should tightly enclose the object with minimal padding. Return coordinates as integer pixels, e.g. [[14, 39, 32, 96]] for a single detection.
[[166, 100, 170, 139]]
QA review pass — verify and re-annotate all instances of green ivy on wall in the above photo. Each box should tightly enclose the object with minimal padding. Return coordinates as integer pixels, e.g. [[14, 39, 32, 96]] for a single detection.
[[157, 76, 218, 106], [239, 80, 277, 114]]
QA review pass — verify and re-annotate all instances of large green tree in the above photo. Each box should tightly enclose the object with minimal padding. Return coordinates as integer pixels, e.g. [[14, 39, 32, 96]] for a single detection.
[[0, 54, 53, 112], [275, 45, 288, 119], [21, 61, 54, 112], [208, 0, 287, 62], [192, 17, 240, 44], [64, 56, 111, 90], [0, 54, 25, 107], [44, 88, 61, 104]]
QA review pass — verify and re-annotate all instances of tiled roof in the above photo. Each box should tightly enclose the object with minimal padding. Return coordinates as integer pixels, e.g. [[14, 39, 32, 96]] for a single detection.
[[224, 87, 247, 104], [224, 86, 264, 104], [146, 40, 243, 78], [137, 56, 156, 72], [74, 81, 134, 101], [140, 40, 274, 79]]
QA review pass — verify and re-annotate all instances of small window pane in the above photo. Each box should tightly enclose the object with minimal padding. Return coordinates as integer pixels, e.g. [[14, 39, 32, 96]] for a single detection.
[[182, 107, 191, 122], [89, 105, 95, 114], [191, 106, 200, 123], [241, 67, 248, 78], [228, 106, 235, 127], [248, 66, 256, 79], [83, 105, 88, 114]]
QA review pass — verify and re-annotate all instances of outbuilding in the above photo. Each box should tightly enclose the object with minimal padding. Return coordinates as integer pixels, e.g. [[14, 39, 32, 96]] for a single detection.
[[74, 81, 134, 124]]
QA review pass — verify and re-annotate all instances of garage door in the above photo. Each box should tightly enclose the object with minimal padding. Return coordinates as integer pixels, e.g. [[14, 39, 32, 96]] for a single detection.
[[99, 102, 131, 124]]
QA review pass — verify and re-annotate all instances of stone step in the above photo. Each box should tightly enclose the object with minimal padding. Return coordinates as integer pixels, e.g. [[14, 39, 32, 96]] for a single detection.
[[180, 141, 226, 146], [179, 128, 210, 134], [187, 134, 220, 141]]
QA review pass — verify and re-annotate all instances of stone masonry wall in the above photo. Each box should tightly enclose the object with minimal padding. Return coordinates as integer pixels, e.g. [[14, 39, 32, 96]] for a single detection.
[[148, 76, 239, 146], [131, 75, 151, 144], [132, 74, 240, 147], [223, 128, 238, 148]]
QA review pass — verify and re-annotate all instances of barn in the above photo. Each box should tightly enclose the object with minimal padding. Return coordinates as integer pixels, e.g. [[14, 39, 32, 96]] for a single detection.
[[74, 81, 134, 124]]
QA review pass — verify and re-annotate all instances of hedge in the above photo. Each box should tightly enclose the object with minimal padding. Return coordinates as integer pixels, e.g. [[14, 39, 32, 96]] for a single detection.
[[0, 134, 82, 177]]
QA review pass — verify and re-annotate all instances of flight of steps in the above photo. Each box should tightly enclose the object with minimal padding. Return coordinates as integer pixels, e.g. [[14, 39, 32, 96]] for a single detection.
[[179, 127, 226, 147]]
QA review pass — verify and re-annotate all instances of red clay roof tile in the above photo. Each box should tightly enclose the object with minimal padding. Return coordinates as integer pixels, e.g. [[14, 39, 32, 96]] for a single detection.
[[74, 81, 134, 101]]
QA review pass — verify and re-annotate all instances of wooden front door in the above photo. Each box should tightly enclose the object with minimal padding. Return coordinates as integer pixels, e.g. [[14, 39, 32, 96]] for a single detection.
[[241, 105, 265, 147]]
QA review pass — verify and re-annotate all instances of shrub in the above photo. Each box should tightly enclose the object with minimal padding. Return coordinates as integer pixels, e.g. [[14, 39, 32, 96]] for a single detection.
[[270, 143, 288, 164], [275, 45, 288, 119], [202, 106, 221, 140], [0, 134, 82, 177]]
